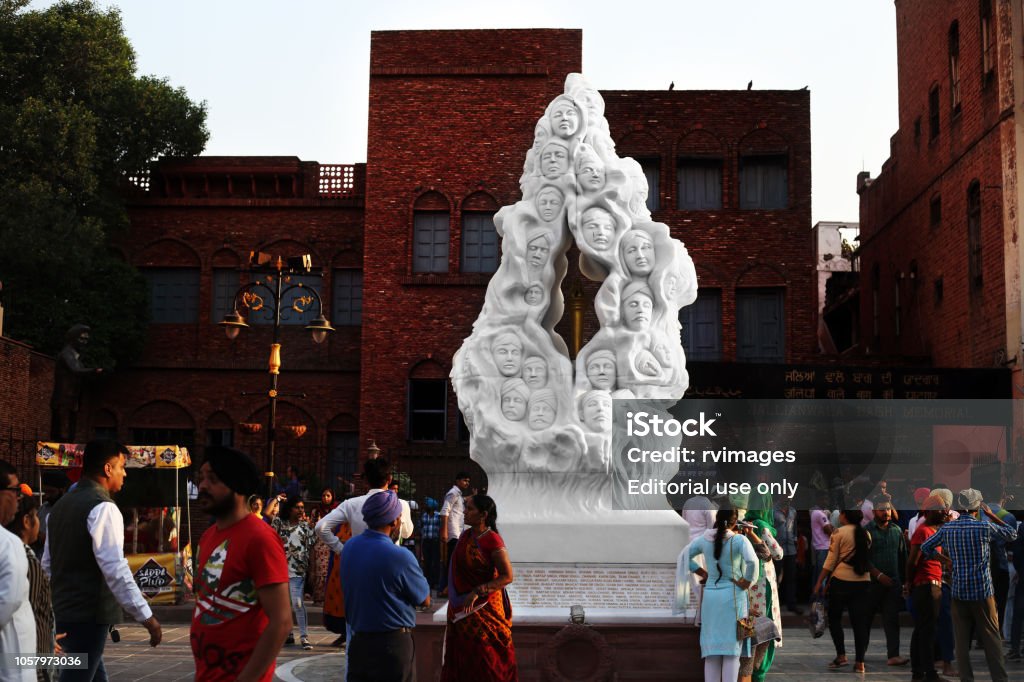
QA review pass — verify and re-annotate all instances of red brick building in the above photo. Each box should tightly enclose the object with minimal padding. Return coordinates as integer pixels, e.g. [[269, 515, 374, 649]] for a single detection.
[[60, 29, 814, 491], [857, 0, 1024, 388]]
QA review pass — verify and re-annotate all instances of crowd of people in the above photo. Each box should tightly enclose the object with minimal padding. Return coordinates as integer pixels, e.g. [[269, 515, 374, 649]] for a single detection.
[[3, 441, 1023, 682], [0, 442, 517, 681], [682, 483, 1022, 682]]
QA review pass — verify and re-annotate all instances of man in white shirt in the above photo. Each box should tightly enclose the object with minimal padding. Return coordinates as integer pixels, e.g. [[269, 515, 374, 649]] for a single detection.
[[0, 459, 35, 682], [315, 457, 413, 553], [43, 440, 162, 681], [313, 457, 411, 672], [438, 471, 471, 596]]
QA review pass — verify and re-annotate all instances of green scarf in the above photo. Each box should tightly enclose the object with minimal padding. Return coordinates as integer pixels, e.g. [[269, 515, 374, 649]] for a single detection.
[[744, 493, 777, 537]]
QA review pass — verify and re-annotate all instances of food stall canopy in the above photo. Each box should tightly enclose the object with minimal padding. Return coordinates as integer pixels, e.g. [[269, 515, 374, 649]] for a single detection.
[[36, 442, 192, 469]]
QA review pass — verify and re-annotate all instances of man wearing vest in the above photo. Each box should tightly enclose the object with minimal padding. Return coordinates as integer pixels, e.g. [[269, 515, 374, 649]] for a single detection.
[[43, 439, 162, 681]]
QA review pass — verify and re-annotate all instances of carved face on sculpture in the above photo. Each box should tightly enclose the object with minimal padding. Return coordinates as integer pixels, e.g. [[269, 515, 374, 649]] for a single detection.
[[540, 140, 570, 180], [524, 284, 544, 306], [500, 379, 529, 422], [566, 75, 606, 127], [491, 333, 523, 377], [664, 275, 679, 300], [580, 390, 613, 432], [581, 207, 616, 251], [532, 122, 550, 155], [586, 350, 617, 391], [522, 356, 549, 389], [526, 232, 552, 269], [622, 287, 654, 332], [534, 186, 564, 223], [548, 96, 581, 139], [528, 389, 557, 431], [576, 90, 604, 128], [621, 231, 655, 276], [576, 152, 606, 192]]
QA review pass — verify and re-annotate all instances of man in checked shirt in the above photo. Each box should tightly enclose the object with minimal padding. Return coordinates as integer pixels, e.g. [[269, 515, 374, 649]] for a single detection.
[[921, 488, 1017, 682]]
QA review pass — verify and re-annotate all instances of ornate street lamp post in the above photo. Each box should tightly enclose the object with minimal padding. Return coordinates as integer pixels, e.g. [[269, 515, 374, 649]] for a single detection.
[[220, 252, 334, 497]]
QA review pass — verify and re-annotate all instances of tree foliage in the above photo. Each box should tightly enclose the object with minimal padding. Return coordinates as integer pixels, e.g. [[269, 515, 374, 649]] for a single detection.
[[0, 0, 208, 367]]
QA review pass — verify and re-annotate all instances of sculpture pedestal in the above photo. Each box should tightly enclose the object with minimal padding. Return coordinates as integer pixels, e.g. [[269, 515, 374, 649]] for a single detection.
[[497, 509, 688, 564], [417, 610, 700, 681]]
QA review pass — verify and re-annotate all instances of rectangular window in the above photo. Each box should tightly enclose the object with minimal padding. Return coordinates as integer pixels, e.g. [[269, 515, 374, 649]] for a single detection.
[[408, 379, 446, 442], [640, 158, 660, 211], [736, 288, 784, 363], [739, 155, 788, 209], [676, 159, 722, 210], [327, 431, 359, 484], [332, 269, 363, 326], [930, 195, 942, 230], [981, 0, 994, 78], [929, 87, 940, 140], [949, 23, 961, 113], [212, 268, 239, 323], [413, 212, 450, 273], [461, 212, 499, 273], [142, 268, 200, 323], [250, 274, 323, 326], [679, 289, 722, 361]]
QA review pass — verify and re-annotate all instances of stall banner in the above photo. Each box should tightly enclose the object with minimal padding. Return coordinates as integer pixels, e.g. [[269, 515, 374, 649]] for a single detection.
[[36, 443, 191, 469], [128, 553, 178, 604], [35, 442, 84, 468]]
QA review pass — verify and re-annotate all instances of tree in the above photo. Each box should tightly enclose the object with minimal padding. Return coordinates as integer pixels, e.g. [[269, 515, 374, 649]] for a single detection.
[[0, 0, 208, 367]]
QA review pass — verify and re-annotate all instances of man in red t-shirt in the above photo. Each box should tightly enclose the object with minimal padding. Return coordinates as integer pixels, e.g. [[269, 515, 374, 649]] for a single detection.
[[905, 496, 950, 682], [190, 447, 291, 682]]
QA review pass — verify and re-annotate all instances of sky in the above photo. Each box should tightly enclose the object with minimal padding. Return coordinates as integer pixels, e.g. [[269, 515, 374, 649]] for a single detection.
[[32, 0, 898, 225]]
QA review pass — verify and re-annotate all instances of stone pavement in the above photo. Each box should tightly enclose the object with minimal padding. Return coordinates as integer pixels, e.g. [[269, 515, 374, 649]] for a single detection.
[[95, 623, 1024, 681]]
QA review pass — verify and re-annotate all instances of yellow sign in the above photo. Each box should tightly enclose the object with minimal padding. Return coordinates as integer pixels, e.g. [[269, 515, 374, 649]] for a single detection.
[[36, 443, 191, 469], [128, 553, 179, 604]]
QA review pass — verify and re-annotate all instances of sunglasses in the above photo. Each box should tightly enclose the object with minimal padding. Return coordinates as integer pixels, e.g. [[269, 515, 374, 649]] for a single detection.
[[2, 486, 24, 500]]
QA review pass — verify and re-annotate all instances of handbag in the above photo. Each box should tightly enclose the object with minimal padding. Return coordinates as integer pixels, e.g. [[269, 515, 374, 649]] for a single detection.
[[751, 614, 780, 644], [731, 536, 756, 641]]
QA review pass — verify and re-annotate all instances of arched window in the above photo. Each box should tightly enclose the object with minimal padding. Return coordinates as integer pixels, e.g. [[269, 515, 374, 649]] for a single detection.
[[460, 192, 500, 274], [413, 192, 450, 273]]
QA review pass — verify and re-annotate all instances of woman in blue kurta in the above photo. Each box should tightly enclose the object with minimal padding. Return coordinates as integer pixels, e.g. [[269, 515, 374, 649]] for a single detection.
[[687, 507, 759, 682]]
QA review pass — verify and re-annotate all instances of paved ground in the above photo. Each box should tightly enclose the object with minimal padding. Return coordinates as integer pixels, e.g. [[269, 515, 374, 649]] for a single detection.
[[94, 624, 1023, 681]]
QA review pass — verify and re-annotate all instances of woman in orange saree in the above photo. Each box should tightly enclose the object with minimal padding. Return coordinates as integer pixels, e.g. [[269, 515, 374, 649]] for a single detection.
[[321, 521, 352, 647], [441, 494, 518, 681]]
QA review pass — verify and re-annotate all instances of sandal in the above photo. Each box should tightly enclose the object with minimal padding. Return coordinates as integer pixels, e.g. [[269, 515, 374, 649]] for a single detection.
[[828, 658, 849, 669], [853, 663, 866, 674]]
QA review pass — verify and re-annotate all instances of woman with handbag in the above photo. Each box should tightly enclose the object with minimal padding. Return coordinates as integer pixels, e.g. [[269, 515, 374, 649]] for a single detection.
[[813, 508, 882, 674], [687, 507, 759, 682], [740, 497, 784, 682]]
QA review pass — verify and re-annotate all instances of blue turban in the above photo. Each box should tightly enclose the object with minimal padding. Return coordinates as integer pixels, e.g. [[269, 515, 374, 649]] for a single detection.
[[363, 490, 403, 528], [425, 496, 438, 511]]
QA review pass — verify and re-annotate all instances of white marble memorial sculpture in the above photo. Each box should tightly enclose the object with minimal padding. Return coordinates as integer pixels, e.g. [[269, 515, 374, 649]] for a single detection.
[[452, 74, 697, 563]]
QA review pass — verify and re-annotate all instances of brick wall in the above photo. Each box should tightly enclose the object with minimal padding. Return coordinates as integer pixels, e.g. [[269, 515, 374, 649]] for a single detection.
[[88, 158, 367, 471], [0, 336, 54, 471], [858, 0, 1015, 370], [359, 30, 583, 461], [602, 89, 815, 364]]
